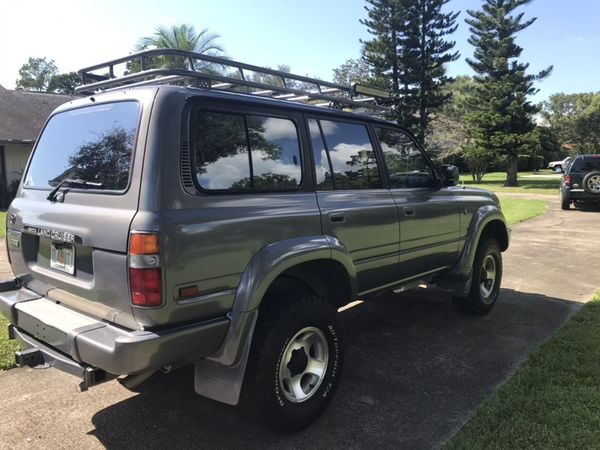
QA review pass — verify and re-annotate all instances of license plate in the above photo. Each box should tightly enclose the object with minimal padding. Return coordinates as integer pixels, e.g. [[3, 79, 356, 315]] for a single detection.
[[50, 242, 75, 275]]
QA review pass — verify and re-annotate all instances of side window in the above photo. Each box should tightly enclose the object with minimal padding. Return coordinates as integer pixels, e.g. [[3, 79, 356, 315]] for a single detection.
[[246, 115, 302, 190], [308, 119, 334, 190], [316, 119, 382, 190], [376, 127, 435, 189], [193, 111, 302, 191]]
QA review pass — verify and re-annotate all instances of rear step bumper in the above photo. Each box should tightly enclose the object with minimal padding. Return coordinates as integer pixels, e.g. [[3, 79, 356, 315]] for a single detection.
[[0, 279, 230, 380], [10, 325, 115, 391]]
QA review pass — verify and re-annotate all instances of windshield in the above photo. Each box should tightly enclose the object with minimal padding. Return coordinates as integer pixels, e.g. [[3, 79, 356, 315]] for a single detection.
[[24, 101, 140, 191]]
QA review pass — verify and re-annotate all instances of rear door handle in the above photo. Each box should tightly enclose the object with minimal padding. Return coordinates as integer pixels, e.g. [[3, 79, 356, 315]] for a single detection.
[[329, 212, 346, 223], [403, 207, 416, 217]]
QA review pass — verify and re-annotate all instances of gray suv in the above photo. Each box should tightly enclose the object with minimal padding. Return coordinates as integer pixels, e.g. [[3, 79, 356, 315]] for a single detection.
[[0, 50, 509, 430]]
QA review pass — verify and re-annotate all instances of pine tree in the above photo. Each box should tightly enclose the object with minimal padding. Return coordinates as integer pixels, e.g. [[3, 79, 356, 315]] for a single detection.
[[361, 0, 459, 145], [400, 0, 460, 144], [465, 0, 552, 186], [360, 0, 405, 94]]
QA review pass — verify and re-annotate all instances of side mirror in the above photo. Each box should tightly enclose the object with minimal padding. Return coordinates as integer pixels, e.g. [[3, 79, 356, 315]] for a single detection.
[[441, 165, 460, 187]]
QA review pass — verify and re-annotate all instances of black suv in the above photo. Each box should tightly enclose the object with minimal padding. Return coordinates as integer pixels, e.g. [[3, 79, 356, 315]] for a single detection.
[[560, 154, 600, 209]]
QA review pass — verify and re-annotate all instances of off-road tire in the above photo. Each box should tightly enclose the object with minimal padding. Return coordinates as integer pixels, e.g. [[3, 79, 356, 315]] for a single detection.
[[245, 284, 344, 431], [452, 239, 502, 315], [583, 171, 600, 195], [561, 195, 571, 210]]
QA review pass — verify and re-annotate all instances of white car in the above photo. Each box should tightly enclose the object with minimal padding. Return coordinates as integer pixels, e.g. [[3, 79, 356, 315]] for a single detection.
[[548, 156, 572, 172]]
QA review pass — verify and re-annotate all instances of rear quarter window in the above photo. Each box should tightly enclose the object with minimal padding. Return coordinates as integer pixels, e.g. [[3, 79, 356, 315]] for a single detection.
[[24, 101, 140, 192], [193, 110, 302, 191]]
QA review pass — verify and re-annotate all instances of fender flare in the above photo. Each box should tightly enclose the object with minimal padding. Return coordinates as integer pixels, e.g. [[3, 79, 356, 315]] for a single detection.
[[209, 235, 356, 367], [437, 204, 509, 293]]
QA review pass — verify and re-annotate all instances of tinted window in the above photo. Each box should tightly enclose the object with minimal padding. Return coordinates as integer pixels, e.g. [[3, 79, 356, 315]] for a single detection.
[[194, 111, 302, 191], [318, 120, 382, 190], [24, 102, 139, 191], [570, 156, 600, 172], [308, 119, 334, 190], [376, 127, 434, 188]]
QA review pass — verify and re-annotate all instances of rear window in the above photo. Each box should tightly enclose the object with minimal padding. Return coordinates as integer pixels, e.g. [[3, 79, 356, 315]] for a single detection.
[[570, 156, 600, 172], [23, 101, 140, 191]]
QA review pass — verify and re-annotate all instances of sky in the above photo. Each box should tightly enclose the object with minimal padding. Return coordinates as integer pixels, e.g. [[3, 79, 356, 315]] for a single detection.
[[0, 0, 598, 102]]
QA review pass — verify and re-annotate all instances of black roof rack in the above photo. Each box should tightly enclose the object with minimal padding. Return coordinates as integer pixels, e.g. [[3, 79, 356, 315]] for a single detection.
[[75, 49, 394, 114]]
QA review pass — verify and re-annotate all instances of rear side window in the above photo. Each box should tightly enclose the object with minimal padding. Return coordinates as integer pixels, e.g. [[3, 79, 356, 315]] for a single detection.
[[308, 119, 382, 190], [375, 127, 435, 188], [570, 156, 600, 172], [194, 111, 302, 191], [24, 101, 140, 191]]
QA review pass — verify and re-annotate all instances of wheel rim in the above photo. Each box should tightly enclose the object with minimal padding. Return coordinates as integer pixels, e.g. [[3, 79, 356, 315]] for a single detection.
[[587, 175, 600, 193], [479, 254, 497, 301], [278, 326, 329, 404]]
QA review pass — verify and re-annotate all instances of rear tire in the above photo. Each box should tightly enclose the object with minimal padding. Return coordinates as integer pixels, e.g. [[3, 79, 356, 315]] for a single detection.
[[452, 239, 502, 315], [245, 284, 344, 431], [561, 196, 571, 210], [583, 171, 600, 195]]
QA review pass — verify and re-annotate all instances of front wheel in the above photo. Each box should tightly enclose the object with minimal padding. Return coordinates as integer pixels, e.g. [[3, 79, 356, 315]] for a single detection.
[[452, 239, 502, 315], [246, 287, 344, 431]]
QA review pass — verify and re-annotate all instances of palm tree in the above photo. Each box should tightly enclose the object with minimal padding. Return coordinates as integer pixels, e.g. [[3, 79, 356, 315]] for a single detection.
[[134, 24, 225, 72]]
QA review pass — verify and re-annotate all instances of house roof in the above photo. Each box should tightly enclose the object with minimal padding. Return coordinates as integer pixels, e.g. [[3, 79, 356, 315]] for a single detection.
[[0, 85, 78, 143]]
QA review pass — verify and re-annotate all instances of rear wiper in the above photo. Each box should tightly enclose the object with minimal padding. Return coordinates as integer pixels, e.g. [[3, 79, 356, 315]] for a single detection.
[[47, 178, 105, 201]]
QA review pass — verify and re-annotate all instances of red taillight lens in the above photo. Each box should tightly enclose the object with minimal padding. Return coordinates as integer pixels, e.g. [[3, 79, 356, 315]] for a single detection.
[[129, 268, 162, 307], [565, 175, 571, 188], [129, 232, 162, 307]]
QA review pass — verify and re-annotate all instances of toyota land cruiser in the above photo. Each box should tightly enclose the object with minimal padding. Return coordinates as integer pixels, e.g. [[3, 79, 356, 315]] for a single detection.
[[0, 49, 509, 430]]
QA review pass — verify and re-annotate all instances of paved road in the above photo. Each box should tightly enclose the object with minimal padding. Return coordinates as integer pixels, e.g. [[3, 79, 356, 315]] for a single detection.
[[0, 196, 599, 450]]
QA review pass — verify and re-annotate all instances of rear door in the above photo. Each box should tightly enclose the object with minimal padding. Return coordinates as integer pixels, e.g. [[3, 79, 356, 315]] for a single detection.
[[308, 117, 400, 293], [374, 126, 460, 280], [7, 97, 149, 329]]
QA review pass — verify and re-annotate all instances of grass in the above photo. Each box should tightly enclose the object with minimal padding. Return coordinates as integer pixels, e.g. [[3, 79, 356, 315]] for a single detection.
[[0, 211, 5, 238], [463, 170, 561, 195], [0, 314, 19, 371], [500, 197, 547, 226], [446, 292, 600, 450]]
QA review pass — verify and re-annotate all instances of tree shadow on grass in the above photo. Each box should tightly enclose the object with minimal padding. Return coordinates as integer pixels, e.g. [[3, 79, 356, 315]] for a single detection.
[[89, 288, 581, 450]]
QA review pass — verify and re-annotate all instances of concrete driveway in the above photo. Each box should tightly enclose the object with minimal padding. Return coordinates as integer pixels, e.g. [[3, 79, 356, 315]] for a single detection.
[[1, 196, 599, 450]]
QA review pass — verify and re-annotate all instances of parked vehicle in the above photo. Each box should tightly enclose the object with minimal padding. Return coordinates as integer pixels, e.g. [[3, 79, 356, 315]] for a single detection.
[[0, 50, 510, 430], [548, 156, 572, 173], [560, 154, 600, 210]]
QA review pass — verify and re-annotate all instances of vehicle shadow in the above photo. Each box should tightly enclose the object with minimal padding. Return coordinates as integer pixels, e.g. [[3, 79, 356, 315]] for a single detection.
[[89, 288, 581, 450]]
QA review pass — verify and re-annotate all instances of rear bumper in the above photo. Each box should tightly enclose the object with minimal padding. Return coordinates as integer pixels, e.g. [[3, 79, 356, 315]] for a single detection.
[[0, 281, 229, 377], [564, 189, 600, 201]]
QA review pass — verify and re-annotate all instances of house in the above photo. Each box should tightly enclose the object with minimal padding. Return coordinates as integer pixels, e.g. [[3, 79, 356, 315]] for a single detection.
[[0, 85, 77, 206]]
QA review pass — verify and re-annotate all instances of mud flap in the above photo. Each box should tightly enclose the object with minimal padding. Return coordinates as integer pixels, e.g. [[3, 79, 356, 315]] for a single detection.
[[193, 312, 257, 406]]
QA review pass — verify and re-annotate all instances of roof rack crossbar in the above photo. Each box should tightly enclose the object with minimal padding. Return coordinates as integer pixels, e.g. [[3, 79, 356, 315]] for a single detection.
[[75, 49, 395, 113]]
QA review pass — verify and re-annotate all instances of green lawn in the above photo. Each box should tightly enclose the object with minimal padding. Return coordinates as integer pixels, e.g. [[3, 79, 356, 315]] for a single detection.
[[0, 211, 6, 238], [463, 171, 561, 195], [446, 292, 600, 450], [0, 314, 19, 371], [500, 197, 547, 226]]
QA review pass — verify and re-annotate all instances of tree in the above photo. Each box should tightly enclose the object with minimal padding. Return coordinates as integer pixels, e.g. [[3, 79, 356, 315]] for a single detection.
[[15, 57, 58, 91], [464, 0, 552, 186], [135, 24, 225, 72], [541, 92, 600, 154], [361, 0, 404, 94], [47, 72, 81, 94], [396, 0, 460, 144], [360, 0, 460, 144], [332, 58, 372, 86]]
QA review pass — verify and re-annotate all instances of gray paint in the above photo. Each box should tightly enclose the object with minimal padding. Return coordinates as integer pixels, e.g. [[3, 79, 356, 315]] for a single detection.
[[0, 85, 509, 405]]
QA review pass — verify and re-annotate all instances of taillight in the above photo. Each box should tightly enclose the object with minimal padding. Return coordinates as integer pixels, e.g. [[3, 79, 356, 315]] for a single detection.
[[128, 232, 162, 307], [565, 175, 571, 188]]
